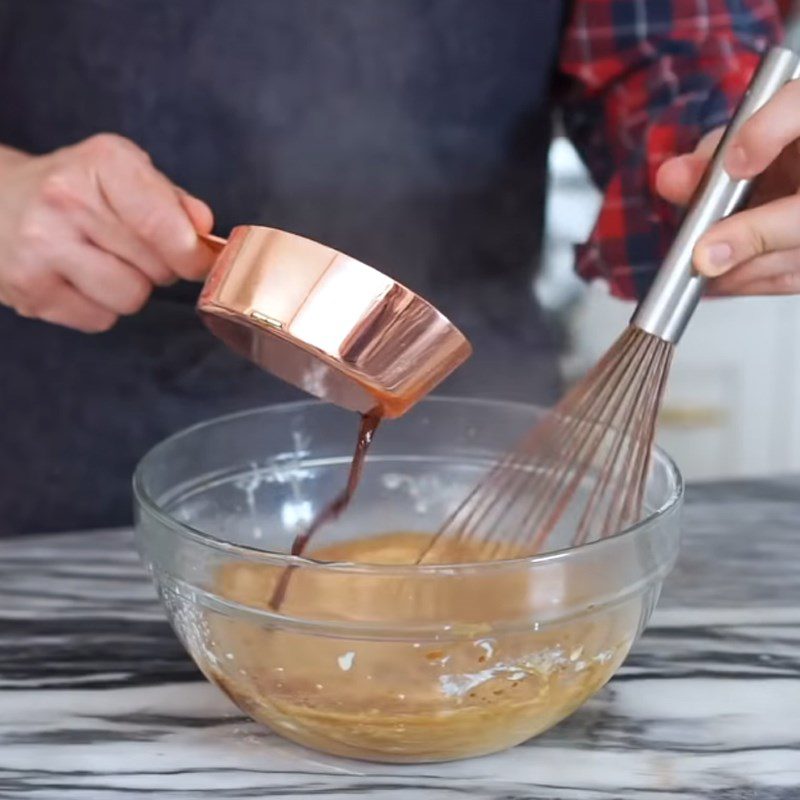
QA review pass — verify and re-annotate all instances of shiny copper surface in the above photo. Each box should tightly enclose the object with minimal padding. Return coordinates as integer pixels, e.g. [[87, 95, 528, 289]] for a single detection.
[[197, 226, 471, 417]]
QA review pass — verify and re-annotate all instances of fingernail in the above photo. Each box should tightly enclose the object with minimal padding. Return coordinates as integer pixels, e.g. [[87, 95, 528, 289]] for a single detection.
[[726, 145, 749, 174], [699, 242, 733, 275]]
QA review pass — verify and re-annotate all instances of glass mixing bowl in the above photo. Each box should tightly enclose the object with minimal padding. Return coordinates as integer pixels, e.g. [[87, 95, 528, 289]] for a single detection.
[[133, 398, 683, 763]]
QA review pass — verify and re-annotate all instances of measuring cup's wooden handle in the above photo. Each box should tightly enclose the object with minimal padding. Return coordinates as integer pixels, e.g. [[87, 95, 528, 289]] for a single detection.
[[198, 232, 227, 253]]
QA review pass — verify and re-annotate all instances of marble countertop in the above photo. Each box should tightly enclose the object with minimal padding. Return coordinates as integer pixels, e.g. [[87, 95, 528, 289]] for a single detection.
[[1, 479, 799, 799]]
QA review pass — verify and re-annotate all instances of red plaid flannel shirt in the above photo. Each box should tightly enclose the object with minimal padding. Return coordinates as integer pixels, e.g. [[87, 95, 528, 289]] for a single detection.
[[560, 0, 783, 300]]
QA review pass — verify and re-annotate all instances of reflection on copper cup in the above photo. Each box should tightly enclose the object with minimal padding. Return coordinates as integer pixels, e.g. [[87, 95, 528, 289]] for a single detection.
[[197, 226, 471, 418]]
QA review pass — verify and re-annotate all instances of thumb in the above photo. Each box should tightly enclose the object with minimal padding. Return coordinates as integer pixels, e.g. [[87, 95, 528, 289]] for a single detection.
[[174, 189, 217, 281], [177, 189, 215, 235]]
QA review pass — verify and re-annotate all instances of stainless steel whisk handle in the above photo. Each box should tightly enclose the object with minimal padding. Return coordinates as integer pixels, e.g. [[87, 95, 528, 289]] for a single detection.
[[631, 45, 800, 344]]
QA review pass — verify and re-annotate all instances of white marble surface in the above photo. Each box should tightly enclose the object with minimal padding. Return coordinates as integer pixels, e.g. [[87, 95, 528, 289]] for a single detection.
[[1, 480, 799, 799]]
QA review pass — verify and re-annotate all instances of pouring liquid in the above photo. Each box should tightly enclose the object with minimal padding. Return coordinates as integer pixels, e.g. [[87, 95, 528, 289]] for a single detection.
[[269, 410, 382, 608]]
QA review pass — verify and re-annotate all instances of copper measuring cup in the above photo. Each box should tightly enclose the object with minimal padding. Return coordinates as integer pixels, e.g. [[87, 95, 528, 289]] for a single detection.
[[197, 226, 472, 418]]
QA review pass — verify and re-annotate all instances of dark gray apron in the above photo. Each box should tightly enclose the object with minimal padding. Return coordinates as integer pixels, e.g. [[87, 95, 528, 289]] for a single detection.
[[0, 0, 566, 534]]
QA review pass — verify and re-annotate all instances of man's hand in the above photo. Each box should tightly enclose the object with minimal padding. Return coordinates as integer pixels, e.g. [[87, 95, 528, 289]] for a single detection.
[[657, 80, 800, 296], [0, 133, 215, 332]]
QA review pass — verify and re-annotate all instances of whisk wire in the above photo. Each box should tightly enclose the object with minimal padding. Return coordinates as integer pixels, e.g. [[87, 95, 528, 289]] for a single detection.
[[495, 330, 645, 545], [596, 338, 660, 540], [419, 327, 675, 563], [573, 334, 656, 544], [522, 329, 652, 552], [421, 328, 641, 562]]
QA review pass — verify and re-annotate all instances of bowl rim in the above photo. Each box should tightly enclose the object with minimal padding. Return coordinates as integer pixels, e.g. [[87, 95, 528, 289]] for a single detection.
[[132, 396, 684, 575]]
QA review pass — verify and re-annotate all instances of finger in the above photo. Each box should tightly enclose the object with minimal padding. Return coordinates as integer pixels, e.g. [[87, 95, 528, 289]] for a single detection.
[[656, 153, 714, 205], [710, 247, 800, 296], [656, 154, 703, 204], [177, 189, 215, 235], [68, 203, 176, 286], [40, 139, 178, 286], [709, 246, 800, 294], [54, 242, 153, 316], [693, 195, 800, 277], [656, 129, 724, 205], [35, 279, 118, 333], [724, 79, 800, 179], [94, 147, 215, 280], [690, 128, 725, 161]]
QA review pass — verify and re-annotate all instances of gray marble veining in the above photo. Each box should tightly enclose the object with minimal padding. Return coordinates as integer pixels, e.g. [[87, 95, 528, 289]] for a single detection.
[[1, 479, 799, 799]]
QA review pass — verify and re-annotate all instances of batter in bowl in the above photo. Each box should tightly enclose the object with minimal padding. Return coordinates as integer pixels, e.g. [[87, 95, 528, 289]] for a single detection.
[[197, 532, 638, 762]]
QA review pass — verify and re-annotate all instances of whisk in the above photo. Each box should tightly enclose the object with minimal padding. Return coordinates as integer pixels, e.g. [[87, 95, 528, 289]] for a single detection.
[[419, 45, 800, 563]]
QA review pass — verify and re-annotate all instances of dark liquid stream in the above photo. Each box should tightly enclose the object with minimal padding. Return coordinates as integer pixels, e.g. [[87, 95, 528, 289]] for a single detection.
[[269, 410, 382, 609]]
